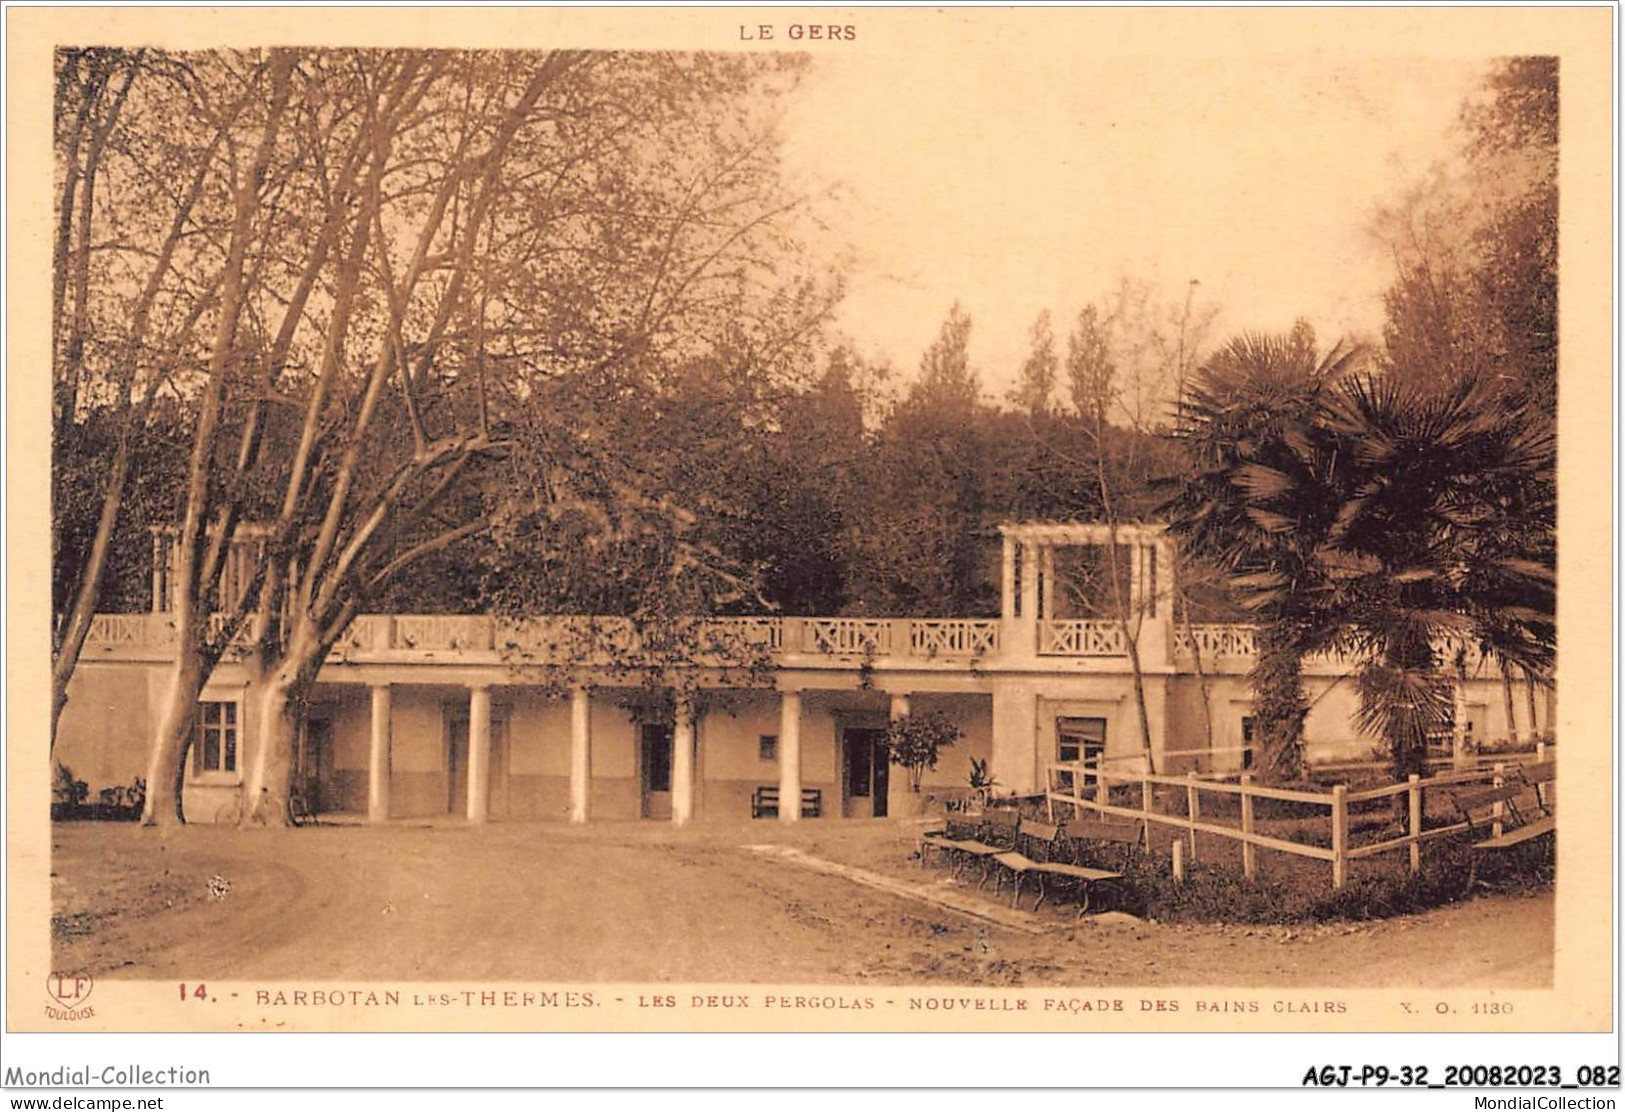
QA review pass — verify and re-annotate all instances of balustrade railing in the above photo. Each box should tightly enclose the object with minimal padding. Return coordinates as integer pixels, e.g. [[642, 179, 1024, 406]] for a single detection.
[[86, 613, 161, 646], [392, 614, 493, 652], [1174, 623, 1257, 658], [804, 617, 893, 655], [1037, 619, 1126, 656], [909, 619, 998, 657]]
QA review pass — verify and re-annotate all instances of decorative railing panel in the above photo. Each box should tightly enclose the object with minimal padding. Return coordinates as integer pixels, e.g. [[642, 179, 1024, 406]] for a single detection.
[[392, 614, 493, 652], [1172, 625, 1489, 673], [805, 617, 892, 656], [909, 619, 998, 658], [338, 615, 393, 653], [1038, 619, 1126, 656], [698, 618, 784, 652], [1175, 623, 1258, 659], [86, 613, 160, 646]]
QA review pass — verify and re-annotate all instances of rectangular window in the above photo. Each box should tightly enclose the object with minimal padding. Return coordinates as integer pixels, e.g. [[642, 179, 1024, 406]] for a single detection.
[[759, 734, 778, 762], [1241, 716, 1255, 770], [193, 700, 238, 777], [1056, 716, 1107, 767]]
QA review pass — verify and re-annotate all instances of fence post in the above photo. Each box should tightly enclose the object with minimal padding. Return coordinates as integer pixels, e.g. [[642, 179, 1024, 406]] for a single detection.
[[1096, 766, 1108, 813], [1185, 774, 1199, 862], [1240, 774, 1257, 880], [1140, 773, 1154, 849], [1171, 837, 1185, 883], [1331, 784, 1348, 889], [1045, 765, 1055, 823], [1407, 773, 1422, 875], [1492, 763, 1506, 840]]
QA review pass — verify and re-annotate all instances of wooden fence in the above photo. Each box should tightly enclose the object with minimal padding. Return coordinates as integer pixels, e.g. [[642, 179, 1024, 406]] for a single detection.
[[1043, 747, 1553, 888]]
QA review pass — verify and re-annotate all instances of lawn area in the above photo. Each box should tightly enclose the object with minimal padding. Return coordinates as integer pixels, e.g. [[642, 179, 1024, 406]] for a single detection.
[[50, 819, 1552, 988]]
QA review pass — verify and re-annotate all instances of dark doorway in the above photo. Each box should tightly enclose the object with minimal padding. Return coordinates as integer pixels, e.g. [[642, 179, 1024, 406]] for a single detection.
[[640, 723, 674, 820], [297, 715, 334, 814], [445, 714, 509, 818], [842, 727, 889, 818]]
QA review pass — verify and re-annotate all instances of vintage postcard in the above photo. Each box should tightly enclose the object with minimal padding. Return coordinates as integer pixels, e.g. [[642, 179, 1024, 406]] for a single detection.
[[4, 3, 1616, 1088]]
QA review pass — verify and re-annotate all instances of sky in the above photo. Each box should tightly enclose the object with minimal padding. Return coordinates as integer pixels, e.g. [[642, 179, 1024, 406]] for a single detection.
[[777, 48, 1491, 400]]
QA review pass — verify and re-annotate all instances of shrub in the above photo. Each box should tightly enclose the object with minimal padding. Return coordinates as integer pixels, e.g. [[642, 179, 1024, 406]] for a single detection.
[[885, 711, 962, 793], [1082, 838, 1548, 924]]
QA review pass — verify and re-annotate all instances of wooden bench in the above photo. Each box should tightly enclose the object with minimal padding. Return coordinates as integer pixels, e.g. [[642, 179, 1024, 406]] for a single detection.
[[750, 786, 822, 819], [1521, 760, 1556, 814], [1448, 767, 1555, 885], [1052, 819, 1143, 916], [987, 817, 1141, 916], [921, 809, 1017, 887]]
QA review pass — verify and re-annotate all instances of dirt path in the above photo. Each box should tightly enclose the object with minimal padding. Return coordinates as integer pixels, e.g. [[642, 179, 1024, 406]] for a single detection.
[[51, 822, 1552, 987]]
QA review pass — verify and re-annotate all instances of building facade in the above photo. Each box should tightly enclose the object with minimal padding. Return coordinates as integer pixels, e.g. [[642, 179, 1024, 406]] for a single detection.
[[55, 523, 1551, 825]]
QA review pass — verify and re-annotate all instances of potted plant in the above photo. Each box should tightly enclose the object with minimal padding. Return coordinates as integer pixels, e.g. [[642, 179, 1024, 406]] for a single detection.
[[967, 757, 999, 810], [885, 710, 962, 815]]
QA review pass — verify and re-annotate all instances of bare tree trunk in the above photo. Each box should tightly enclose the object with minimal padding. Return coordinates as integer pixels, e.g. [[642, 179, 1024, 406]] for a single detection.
[[140, 642, 203, 827], [52, 94, 234, 749], [55, 56, 137, 426], [1523, 668, 1541, 741], [1501, 662, 1520, 745], [143, 53, 294, 822], [239, 660, 301, 828], [1094, 465, 1156, 774], [1122, 633, 1157, 775]]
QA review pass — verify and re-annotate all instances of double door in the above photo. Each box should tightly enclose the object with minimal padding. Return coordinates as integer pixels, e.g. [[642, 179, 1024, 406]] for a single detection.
[[842, 727, 889, 818]]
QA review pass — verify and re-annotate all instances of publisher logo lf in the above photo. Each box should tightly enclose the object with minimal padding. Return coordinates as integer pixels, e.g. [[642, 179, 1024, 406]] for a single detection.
[[47, 971, 94, 1009]]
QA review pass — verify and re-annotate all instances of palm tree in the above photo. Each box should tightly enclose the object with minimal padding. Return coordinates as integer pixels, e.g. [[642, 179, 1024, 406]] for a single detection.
[[1164, 329, 1366, 782], [1321, 372, 1554, 778]]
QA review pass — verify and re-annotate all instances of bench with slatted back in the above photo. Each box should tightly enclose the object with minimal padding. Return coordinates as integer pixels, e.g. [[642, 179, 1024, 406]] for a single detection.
[[1054, 818, 1143, 916], [922, 809, 1017, 887], [750, 786, 822, 819], [1449, 763, 1555, 853], [992, 817, 1139, 916]]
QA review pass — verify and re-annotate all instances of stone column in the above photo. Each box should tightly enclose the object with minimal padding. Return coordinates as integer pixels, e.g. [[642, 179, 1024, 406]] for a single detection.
[[1014, 540, 1041, 655], [888, 692, 913, 817], [672, 696, 696, 827], [569, 687, 592, 824], [1039, 545, 1056, 619], [467, 685, 491, 824], [368, 684, 392, 823], [1000, 534, 1017, 617], [778, 689, 802, 824]]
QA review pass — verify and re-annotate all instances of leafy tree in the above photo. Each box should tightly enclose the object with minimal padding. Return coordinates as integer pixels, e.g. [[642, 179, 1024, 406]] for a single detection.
[[1377, 56, 1556, 419], [844, 305, 999, 616], [915, 301, 981, 412], [1373, 56, 1558, 745], [51, 48, 247, 747], [884, 710, 962, 794], [98, 49, 832, 825], [1008, 309, 1058, 417]]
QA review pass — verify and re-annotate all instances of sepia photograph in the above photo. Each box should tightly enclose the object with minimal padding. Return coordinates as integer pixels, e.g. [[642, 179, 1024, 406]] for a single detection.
[[4, 3, 1615, 1080]]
